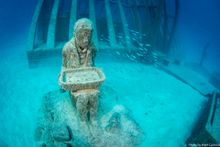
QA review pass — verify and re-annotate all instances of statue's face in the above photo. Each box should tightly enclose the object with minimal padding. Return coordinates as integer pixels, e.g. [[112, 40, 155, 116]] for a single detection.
[[75, 29, 92, 49]]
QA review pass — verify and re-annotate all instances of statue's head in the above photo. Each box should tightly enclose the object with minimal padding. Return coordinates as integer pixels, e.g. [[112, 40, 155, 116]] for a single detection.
[[74, 18, 93, 48]]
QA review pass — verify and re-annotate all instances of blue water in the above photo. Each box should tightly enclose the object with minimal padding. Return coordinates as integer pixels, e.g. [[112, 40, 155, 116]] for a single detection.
[[0, 0, 220, 146]]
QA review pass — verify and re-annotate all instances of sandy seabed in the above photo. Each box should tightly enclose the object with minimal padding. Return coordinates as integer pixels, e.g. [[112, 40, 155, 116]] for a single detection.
[[0, 43, 206, 147]]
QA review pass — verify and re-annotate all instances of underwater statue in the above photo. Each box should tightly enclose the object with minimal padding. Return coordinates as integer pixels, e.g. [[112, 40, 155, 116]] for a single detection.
[[61, 18, 98, 122], [34, 18, 143, 147], [62, 18, 96, 70]]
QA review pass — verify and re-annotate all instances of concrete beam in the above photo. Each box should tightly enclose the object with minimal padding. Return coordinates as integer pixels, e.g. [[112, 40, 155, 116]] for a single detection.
[[69, 0, 77, 39], [105, 0, 117, 47], [46, 0, 60, 48], [118, 0, 130, 47], [27, 0, 44, 50], [89, 0, 98, 47]]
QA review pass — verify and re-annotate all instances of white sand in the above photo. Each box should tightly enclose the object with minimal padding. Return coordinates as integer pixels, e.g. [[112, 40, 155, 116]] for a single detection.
[[98, 62, 206, 147], [0, 43, 206, 146]]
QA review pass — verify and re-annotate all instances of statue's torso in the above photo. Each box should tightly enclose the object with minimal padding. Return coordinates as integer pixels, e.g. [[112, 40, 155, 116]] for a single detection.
[[62, 39, 95, 69]]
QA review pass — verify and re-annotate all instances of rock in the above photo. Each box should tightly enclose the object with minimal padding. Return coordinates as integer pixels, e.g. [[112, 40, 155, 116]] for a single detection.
[[35, 90, 144, 146], [100, 105, 144, 146], [52, 124, 71, 142], [105, 112, 121, 133]]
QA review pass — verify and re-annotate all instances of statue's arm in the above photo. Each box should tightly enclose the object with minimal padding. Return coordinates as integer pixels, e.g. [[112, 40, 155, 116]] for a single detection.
[[62, 42, 80, 69]]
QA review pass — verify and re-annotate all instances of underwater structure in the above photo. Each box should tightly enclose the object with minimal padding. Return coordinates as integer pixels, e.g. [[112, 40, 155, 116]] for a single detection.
[[27, 0, 220, 146], [26, 0, 179, 66]]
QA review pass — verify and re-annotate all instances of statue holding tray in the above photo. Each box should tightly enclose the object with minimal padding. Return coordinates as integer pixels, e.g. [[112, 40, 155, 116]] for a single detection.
[[59, 18, 105, 122], [35, 18, 143, 147]]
